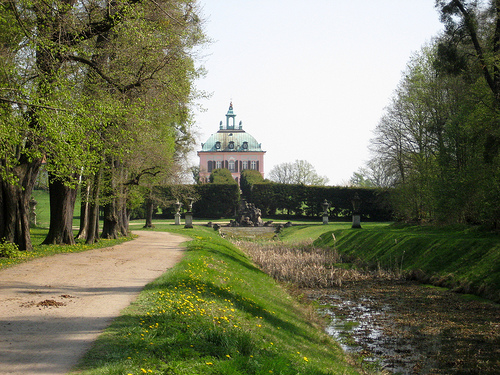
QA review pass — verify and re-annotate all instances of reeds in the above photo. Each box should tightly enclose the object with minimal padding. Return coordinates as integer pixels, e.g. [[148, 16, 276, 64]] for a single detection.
[[236, 241, 377, 288]]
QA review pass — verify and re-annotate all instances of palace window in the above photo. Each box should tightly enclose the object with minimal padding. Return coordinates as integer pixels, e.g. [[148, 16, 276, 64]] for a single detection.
[[229, 160, 235, 172], [216, 160, 222, 169], [251, 161, 256, 170], [242, 161, 248, 170]]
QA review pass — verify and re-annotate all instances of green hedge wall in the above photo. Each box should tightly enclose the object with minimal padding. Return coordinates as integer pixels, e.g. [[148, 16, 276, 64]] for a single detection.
[[251, 183, 392, 221], [193, 183, 240, 218], [160, 183, 391, 220]]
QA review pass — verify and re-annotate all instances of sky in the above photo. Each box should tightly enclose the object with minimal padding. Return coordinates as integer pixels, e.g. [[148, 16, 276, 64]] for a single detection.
[[191, 0, 445, 185]]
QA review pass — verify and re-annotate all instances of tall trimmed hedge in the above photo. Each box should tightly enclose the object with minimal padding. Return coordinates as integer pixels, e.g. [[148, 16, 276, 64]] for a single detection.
[[251, 183, 392, 221], [240, 169, 265, 199], [160, 183, 391, 220], [193, 183, 240, 218]]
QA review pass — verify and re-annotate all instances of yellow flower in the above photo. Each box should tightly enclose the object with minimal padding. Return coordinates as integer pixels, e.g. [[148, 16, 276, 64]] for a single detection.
[[303, 357, 309, 362], [226, 354, 231, 358], [206, 362, 213, 365]]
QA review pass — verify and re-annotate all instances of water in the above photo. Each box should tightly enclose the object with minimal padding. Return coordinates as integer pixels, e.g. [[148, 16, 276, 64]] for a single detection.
[[308, 279, 500, 374]]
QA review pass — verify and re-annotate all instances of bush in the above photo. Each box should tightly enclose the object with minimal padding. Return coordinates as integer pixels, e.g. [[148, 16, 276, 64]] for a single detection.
[[0, 240, 20, 258]]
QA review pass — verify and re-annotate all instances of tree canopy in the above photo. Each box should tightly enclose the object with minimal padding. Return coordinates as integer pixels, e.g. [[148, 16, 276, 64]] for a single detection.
[[209, 168, 237, 184], [268, 160, 329, 186], [0, 0, 208, 249], [362, 0, 500, 225]]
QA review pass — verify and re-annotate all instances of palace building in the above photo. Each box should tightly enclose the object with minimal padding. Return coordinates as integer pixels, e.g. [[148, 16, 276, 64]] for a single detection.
[[198, 102, 266, 183]]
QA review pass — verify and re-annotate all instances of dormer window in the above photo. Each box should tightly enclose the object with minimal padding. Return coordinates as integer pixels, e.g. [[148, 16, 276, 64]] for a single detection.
[[215, 141, 221, 149], [242, 141, 248, 150], [228, 141, 235, 150]]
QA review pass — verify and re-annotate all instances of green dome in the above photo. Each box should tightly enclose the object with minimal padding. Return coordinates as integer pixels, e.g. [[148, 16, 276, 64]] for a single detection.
[[201, 130, 263, 152]]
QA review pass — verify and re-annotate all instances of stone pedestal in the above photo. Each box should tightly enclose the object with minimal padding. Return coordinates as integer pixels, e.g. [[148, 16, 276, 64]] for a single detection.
[[322, 214, 329, 225], [184, 212, 193, 228], [174, 212, 181, 225], [352, 214, 361, 229]]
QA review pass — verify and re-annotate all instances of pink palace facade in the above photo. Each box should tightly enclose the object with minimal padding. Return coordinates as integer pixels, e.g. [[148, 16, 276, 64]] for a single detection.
[[198, 103, 266, 183]]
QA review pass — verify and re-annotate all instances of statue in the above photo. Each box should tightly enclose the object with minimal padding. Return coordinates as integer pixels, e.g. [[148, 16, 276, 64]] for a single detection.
[[237, 200, 264, 227]]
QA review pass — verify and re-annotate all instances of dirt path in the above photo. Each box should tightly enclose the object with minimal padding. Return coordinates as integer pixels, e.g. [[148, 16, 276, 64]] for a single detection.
[[0, 231, 187, 375]]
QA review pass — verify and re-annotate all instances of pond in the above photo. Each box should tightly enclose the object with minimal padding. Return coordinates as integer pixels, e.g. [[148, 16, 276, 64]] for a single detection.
[[305, 279, 500, 374]]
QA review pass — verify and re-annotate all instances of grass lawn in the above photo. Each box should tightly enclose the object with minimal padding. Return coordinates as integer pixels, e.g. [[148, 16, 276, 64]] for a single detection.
[[313, 224, 500, 303], [70, 226, 362, 375]]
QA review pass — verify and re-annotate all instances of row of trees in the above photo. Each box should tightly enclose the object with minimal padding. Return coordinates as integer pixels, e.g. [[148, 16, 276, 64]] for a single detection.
[[355, 0, 500, 226], [0, 0, 208, 249], [268, 160, 330, 186]]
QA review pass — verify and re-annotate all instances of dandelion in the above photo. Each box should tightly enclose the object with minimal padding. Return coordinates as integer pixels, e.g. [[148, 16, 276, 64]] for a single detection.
[[206, 362, 213, 365], [226, 354, 231, 358], [303, 357, 309, 362]]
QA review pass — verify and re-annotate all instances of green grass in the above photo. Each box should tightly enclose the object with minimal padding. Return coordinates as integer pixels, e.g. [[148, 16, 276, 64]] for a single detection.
[[70, 226, 362, 375], [312, 224, 500, 303], [0, 227, 135, 270], [277, 222, 391, 244]]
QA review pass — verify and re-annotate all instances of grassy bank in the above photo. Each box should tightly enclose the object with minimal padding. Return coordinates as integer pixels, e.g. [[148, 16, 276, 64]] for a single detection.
[[71, 226, 362, 375], [313, 225, 500, 303], [0, 228, 134, 270]]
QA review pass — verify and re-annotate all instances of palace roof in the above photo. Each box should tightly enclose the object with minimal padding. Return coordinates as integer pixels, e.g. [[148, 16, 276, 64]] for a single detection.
[[200, 102, 264, 153]]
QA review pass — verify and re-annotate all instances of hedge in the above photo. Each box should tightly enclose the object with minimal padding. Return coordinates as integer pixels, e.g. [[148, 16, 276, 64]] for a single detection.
[[251, 183, 392, 221]]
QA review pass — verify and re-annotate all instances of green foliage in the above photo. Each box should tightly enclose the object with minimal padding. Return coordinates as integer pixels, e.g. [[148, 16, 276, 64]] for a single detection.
[[0, 228, 134, 270], [209, 168, 237, 184], [314, 225, 500, 303], [239, 169, 264, 200], [367, 36, 500, 225], [0, 239, 20, 258], [71, 227, 360, 375], [252, 183, 392, 220], [0, 0, 208, 248], [193, 184, 240, 218]]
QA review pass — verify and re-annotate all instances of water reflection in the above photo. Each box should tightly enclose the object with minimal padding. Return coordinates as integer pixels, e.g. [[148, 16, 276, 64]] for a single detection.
[[309, 280, 500, 374]]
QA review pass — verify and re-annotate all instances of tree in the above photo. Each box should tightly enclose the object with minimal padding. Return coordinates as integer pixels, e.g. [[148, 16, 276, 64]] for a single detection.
[[0, 0, 207, 248], [268, 160, 329, 185], [240, 169, 265, 200], [209, 168, 237, 184]]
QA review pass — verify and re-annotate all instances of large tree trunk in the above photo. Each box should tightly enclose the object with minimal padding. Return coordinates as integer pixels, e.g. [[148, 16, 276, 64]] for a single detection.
[[102, 198, 119, 239], [144, 198, 155, 228], [0, 159, 42, 251], [101, 157, 120, 239], [85, 170, 101, 244], [76, 181, 91, 240], [42, 174, 78, 245], [118, 194, 129, 236]]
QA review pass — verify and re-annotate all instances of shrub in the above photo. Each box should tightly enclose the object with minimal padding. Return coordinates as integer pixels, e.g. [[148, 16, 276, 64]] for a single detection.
[[0, 240, 20, 258]]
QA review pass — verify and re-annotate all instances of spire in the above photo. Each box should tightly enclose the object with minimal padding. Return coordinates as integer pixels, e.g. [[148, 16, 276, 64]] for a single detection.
[[226, 101, 234, 116], [225, 101, 236, 129]]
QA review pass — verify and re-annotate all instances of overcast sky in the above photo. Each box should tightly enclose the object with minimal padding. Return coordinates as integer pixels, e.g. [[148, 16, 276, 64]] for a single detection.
[[191, 0, 444, 185]]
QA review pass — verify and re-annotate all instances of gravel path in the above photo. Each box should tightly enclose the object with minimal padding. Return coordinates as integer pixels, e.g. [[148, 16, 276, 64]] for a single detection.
[[0, 231, 186, 375]]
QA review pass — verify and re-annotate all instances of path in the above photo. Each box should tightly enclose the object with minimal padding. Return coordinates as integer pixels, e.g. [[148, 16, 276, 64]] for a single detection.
[[0, 231, 187, 375]]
